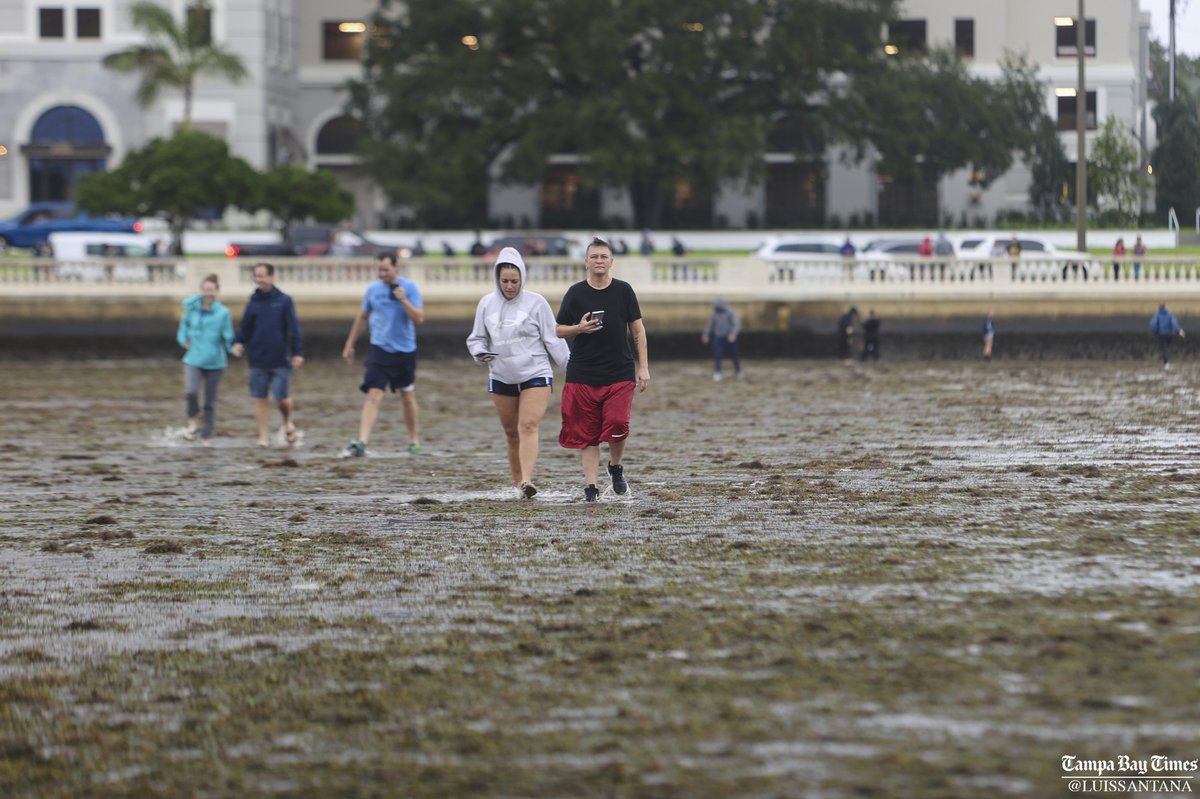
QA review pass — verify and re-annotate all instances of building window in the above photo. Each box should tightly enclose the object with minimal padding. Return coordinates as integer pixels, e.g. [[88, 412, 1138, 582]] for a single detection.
[[955, 19, 974, 57], [77, 8, 101, 39], [1056, 91, 1097, 130], [887, 19, 926, 55], [39, 8, 65, 39], [316, 116, 362, 155], [323, 21, 365, 61], [1056, 19, 1096, 57], [540, 164, 602, 229], [766, 163, 825, 228], [23, 105, 111, 203], [187, 3, 212, 47]]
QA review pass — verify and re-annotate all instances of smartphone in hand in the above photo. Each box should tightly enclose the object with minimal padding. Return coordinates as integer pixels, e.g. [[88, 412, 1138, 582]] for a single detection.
[[589, 310, 605, 327]]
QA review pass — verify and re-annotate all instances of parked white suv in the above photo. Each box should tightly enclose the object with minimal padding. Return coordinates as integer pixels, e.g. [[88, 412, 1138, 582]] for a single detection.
[[957, 234, 1094, 280]]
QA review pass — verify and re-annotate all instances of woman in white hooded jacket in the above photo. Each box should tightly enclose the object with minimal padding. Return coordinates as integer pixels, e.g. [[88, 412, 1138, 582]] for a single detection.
[[467, 247, 571, 498]]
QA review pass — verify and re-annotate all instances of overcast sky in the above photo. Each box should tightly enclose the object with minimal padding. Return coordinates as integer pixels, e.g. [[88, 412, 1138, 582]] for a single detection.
[[1142, 0, 1200, 55]]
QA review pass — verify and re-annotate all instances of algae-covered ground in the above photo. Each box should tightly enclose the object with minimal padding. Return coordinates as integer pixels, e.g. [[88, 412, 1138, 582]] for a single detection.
[[2, 357, 1199, 798]]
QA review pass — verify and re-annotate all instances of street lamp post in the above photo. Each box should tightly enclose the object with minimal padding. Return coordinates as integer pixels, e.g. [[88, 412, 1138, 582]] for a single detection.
[[1075, 0, 1087, 253]]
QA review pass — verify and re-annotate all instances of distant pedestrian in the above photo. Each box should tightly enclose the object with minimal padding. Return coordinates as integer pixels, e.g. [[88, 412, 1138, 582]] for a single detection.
[[702, 298, 742, 381], [839, 235, 856, 258], [1112, 238, 1126, 281], [671, 236, 686, 257], [1149, 303, 1185, 369], [469, 231, 486, 257], [934, 231, 954, 279], [837, 306, 859, 363], [341, 252, 425, 456], [1006, 234, 1022, 281], [861, 310, 881, 361], [176, 274, 237, 446], [1132, 236, 1146, 281], [639, 229, 655, 256], [982, 310, 995, 361], [231, 263, 305, 448]]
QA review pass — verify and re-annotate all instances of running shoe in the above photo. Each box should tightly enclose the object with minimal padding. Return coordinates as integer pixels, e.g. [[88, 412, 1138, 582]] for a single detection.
[[521, 481, 538, 499], [607, 463, 627, 495], [408, 443, 421, 455], [344, 439, 366, 457], [584, 484, 600, 502]]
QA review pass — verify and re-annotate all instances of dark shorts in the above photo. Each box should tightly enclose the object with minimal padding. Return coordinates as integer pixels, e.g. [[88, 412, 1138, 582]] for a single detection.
[[489, 376, 552, 397], [361, 346, 416, 393], [249, 366, 291, 400], [558, 381, 636, 449]]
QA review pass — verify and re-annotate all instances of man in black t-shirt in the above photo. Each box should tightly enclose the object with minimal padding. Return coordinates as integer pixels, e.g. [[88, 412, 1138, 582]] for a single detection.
[[556, 238, 651, 501]]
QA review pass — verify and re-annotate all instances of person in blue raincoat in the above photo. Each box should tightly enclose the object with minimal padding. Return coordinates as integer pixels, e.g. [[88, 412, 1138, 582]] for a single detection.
[[176, 273, 237, 445]]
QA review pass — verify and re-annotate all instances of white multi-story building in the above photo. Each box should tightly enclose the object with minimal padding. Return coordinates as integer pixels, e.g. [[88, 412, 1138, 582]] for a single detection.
[[0, 0, 1152, 229]]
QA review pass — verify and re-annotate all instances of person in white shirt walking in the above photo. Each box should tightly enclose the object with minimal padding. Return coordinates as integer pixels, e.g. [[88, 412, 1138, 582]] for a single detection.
[[467, 247, 571, 498]]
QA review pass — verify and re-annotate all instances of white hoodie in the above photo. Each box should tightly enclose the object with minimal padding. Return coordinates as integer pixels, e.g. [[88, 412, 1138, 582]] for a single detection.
[[466, 247, 570, 384]]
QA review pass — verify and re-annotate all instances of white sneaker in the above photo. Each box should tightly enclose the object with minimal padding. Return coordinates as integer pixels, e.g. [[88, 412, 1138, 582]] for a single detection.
[[713, 372, 723, 382]]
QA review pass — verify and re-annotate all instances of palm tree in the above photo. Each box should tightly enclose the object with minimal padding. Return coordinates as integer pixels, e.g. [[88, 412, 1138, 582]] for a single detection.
[[103, 1, 248, 127]]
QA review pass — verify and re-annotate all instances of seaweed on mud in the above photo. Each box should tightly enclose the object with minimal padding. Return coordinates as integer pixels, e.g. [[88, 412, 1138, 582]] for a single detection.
[[4, 359, 1200, 799]]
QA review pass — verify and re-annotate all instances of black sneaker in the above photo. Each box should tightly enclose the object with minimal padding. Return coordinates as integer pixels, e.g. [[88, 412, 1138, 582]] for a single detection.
[[607, 463, 627, 495], [584, 484, 600, 502], [521, 481, 538, 499]]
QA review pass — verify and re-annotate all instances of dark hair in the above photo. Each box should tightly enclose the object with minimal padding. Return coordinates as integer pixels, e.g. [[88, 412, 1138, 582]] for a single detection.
[[254, 262, 275, 276], [202, 273, 220, 289], [496, 262, 521, 275], [377, 252, 397, 267], [587, 237, 612, 254]]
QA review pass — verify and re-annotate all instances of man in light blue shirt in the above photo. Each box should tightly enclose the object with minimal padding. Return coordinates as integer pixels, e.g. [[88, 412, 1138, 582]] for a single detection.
[[341, 252, 425, 455]]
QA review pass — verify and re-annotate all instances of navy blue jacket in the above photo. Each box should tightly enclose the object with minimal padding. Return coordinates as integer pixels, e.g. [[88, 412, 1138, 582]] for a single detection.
[[236, 286, 304, 368], [1150, 308, 1181, 338]]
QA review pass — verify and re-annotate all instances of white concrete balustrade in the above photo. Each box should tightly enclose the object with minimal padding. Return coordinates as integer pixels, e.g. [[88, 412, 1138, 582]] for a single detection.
[[4, 254, 1200, 302]]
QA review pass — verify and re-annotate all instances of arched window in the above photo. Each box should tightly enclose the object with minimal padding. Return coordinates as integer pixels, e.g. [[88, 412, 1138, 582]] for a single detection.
[[23, 105, 111, 203], [315, 116, 362, 156]]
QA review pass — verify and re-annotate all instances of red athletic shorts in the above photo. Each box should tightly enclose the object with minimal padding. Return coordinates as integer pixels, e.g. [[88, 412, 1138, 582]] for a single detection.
[[558, 381, 636, 449]]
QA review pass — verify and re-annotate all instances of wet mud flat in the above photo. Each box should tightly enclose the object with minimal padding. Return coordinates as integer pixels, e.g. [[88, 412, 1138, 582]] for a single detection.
[[2, 358, 1199, 798]]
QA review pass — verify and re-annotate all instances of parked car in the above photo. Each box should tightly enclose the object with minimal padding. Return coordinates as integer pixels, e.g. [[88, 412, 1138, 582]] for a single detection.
[[0, 202, 142, 251], [957, 234, 1093, 280], [753, 235, 850, 282], [484, 234, 579, 259], [48, 231, 178, 281], [225, 225, 406, 258], [753, 235, 846, 260]]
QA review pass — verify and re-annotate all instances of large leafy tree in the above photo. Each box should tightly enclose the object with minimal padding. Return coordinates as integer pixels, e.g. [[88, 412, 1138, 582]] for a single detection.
[[1027, 118, 1072, 220], [1152, 99, 1200, 219], [103, 1, 248, 126], [1089, 116, 1145, 223], [76, 129, 257, 255], [257, 166, 357, 241], [349, 0, 899, 228], [833, 49, 1052, 201]]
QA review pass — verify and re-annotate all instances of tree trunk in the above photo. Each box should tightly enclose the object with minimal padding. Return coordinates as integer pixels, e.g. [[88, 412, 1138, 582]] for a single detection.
[[629, 178, 666, 230], [170, 217, 187, 256]]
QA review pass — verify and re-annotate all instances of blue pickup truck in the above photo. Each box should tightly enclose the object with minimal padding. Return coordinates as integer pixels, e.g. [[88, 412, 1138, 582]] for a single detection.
[[0, 202, 142, 251]]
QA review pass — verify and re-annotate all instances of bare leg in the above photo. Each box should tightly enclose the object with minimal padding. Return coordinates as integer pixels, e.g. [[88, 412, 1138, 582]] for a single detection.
[[358, 388, 385, 444], [400, 390, 419, 445], [516, 387, 551, 484], [608, 438, 626, 467], [582, 445, 601, 486], [491, 394, 521, 485], [254, 399, 271, 446]]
